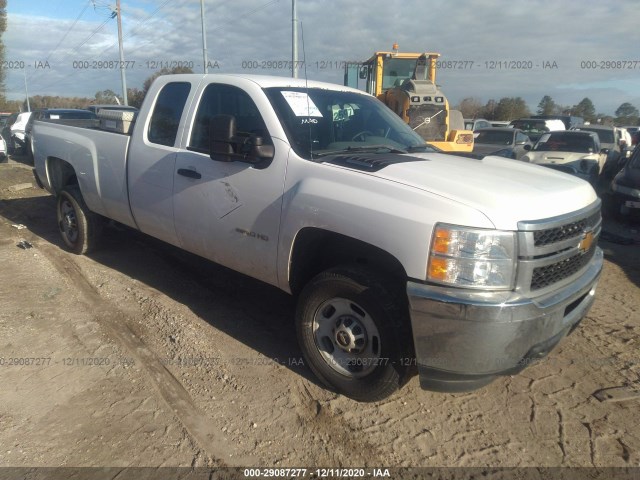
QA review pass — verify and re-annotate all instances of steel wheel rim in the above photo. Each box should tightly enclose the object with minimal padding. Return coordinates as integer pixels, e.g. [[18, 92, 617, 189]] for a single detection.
[[312, 297, 381, 378], [59, 198, 79, 244]]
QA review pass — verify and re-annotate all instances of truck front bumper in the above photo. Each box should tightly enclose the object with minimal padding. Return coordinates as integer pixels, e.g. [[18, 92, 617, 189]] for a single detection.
[[406, 247, 603, 392]]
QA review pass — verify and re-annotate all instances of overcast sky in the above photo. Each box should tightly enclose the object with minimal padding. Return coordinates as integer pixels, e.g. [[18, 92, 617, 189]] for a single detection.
[[4, 0, 640, 115]]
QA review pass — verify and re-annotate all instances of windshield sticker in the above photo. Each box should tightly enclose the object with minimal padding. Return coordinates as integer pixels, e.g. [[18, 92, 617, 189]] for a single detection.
[[281, 91, 323, 117], [49, 115, 60, 119]]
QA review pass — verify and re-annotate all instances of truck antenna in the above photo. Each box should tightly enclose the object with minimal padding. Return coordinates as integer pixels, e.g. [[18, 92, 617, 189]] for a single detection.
[[300, 21, 313, 158]]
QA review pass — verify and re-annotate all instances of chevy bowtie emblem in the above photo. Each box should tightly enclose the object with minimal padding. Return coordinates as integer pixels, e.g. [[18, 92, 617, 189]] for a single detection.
[[578, 230, 594, 253]]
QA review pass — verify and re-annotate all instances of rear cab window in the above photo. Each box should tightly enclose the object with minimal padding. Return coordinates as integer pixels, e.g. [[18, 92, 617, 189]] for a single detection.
[[148, 82, 191, 146]]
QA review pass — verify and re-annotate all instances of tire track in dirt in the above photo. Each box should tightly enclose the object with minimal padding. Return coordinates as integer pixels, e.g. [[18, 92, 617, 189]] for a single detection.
[[37, 243, 252, 467]]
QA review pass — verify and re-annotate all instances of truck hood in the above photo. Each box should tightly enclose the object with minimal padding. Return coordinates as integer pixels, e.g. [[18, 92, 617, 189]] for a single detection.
[[525, 151, 599, 165], [364, 152, 597, 230]]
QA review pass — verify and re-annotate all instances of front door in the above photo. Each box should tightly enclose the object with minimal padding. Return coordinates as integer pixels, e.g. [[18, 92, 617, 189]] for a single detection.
[[172, 83, 288, 286]]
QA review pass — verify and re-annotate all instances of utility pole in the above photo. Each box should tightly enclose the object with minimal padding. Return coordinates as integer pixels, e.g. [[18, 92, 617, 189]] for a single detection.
[[23, 69, 31, 112], [292, 0, 298, 78], [201, 0, 208, 73], [116, 0, 129, 105]]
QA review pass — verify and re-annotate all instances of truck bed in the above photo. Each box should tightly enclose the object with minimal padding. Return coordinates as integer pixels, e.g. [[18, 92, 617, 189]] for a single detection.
[[33, 121, 137, 228]]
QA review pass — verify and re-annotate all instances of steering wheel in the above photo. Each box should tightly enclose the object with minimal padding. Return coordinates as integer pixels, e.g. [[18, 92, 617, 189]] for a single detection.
[[351, 131, 374, 141]]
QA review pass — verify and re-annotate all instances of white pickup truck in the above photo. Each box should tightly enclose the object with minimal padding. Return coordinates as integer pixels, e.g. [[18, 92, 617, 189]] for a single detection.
[[33, 74, 603, 402]]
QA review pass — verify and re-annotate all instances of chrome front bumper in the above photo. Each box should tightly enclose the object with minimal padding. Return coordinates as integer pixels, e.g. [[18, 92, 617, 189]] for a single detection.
[[407, 247, 603, 392]]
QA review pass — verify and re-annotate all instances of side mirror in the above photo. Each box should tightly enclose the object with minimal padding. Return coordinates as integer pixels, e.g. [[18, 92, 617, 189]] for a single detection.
[[240, 135, 275, 161], [209, 114, 274, 163], [209, 114, 236, 162], [600, 148, 609, 155], [523, 144, 532, 151], [359, 66, 368, 80]]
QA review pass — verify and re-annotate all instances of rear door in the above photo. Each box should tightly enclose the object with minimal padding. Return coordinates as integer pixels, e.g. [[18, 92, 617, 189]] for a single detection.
[[128, 81, 193, 246]]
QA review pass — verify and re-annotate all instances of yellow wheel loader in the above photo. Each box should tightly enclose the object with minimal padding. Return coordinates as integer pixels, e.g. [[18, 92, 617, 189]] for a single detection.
[[344, 45, 473, 152]]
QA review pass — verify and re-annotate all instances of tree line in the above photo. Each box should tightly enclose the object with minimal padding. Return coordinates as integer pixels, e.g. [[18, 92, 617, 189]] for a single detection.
[[0, 66, 193, 112], [1, 60, 639, 128], [455, 95, 639, 126]]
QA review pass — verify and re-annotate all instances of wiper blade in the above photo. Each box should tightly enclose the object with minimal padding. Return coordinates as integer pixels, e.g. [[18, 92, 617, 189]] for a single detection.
[[313, 144, 407, 158], [406, 144, 441, 153]]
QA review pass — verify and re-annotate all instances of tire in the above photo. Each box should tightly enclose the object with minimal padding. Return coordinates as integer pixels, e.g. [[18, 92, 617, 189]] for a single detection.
[[56, 186, 102, 254], [296, 266, 413, 402]]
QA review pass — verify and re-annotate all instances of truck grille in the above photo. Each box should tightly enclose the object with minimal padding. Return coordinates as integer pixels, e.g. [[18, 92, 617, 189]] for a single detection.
[[533, 211, 601, 247], [517, 201, 601, 295], [531, 244, 597, 290]]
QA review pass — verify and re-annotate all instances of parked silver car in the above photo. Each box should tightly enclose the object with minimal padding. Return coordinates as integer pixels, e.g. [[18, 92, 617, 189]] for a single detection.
[[472, 127, 533, 159], [523, 130, 606, 185]]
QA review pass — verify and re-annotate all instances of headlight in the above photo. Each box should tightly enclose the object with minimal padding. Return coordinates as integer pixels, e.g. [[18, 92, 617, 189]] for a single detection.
[[427, 224, 517, 290]]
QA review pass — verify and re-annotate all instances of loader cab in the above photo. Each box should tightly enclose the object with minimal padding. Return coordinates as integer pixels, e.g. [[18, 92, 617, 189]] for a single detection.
[[344, 49, 439, 99], [344, 45, 473, 152]]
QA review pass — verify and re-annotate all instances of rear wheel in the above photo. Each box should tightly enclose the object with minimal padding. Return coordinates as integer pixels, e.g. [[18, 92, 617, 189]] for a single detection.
[[56, 186, 102, 254], [296, 266, 413, 402]]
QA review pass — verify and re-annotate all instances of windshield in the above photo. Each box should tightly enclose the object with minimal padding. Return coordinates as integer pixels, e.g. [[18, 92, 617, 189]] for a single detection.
[[577, 127, 614, 144], [533, 133, 595, 153], [475, 130, 513, 145], [381, 57, 417, 90], [264, 87, 426, 160]]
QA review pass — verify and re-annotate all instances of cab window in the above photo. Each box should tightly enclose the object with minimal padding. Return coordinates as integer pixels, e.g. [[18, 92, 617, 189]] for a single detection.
[[148, 82, 191, 147], [189, 83, 271, 153]]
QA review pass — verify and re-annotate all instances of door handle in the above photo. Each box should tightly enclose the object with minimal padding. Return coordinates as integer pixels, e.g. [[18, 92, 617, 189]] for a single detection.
[[177, 168, 202, 179]]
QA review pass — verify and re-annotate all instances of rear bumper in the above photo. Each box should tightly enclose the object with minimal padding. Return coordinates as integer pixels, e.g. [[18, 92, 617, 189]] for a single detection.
[[407, 247, 603, 392]]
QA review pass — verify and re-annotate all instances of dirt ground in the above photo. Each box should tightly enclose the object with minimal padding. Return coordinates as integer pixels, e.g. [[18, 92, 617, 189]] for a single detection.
[[1, 154, 639, 475]]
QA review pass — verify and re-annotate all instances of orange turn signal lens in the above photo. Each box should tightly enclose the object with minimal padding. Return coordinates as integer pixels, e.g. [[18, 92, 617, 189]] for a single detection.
[[433, 228, 451, 254], [427, 257, 449, 281]]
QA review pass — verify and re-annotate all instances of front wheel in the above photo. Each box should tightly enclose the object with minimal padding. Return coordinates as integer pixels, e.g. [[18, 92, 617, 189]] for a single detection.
[[56, 186, 102, 254], [296, 266, 413, 402]]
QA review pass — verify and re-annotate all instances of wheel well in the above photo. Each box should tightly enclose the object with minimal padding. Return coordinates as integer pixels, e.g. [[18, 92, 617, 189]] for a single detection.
[[288, 228, 407, 296], [47, 157, 78, 194]]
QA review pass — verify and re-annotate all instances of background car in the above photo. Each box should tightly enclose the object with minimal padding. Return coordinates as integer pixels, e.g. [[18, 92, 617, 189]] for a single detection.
[[0, 112, 12, 129], [0, 133, 7, 162], [8, 112, 32, 154], [471, 127, 532, 159], [531, 114, 584, 129], [509, 118, 565, 142], [617, 126, 634, 159], [609, 144, 640, 220], [522, 130, 605, 185], [571, 125, 622, 179], [464, 118, 492, 131], [2, 112, 19, 154], [490, 121, 511, 127], [623, 126, 638, 140]]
